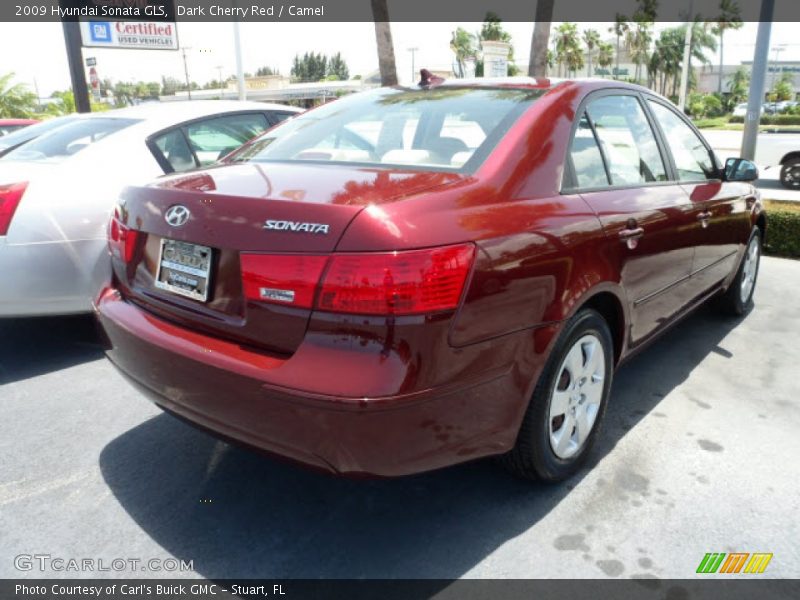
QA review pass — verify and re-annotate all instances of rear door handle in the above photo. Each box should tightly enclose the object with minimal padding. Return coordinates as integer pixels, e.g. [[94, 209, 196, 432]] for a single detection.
[[619, 227, 644, 249], [697, 211, 712, 228]]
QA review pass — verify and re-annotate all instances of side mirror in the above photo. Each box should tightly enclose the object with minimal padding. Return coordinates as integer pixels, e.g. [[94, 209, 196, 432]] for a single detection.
[[724, 157, 759, 182]]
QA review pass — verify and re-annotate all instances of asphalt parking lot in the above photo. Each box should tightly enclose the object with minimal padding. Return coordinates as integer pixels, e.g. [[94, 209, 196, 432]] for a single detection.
[[1, 256, 798, 580]]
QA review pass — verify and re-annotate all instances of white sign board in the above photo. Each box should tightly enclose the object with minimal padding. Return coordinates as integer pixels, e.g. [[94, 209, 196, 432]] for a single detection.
[[80, 21, 178, 51]]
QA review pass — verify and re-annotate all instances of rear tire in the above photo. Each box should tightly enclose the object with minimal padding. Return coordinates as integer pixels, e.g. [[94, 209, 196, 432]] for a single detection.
[[716, 228, 761, 316], [502, 309, 613, 482], [780, 158, 800, 189]]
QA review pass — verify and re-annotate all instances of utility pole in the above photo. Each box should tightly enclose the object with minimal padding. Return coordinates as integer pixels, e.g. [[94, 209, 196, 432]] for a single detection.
[[181, 46, 193, 100], [61, 20, 91, 113], [677, 0, 694, 112], [741, 0, 775, 161], [407, 47, 418, 83], [233, 21, 246, 100]]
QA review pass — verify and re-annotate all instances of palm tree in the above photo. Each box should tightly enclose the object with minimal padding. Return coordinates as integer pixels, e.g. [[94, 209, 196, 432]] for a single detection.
[[0, 72, 37, 118], [370, 0, 397, 86], [597, 42, 614, 76], [528, 0, 554, 78], [685, 21, 718, 92], [554, 23, 581, 77], [610, 15, 629, 80], [712, 0, 743, 95], [583, 29, 601, 77], [451, 28, 477, 78], [727, 67, 749, 108]]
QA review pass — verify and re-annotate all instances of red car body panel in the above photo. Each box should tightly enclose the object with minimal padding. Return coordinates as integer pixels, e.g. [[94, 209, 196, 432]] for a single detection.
[[96, 79, 763, 476]]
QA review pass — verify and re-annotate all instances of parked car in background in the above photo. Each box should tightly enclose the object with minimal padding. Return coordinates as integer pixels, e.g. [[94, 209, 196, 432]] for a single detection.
[[754, 133, 800, 189], [0, 118, 39, 136], [732, 103, 765, 118], [0, 100, 302, 317], [0, 115, 80, 157], [97, 78, 764, 482]]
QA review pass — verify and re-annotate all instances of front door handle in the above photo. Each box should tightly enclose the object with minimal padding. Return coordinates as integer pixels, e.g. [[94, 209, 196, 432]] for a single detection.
[[697, 211, 712, 228], [619, 227, 644, 249]]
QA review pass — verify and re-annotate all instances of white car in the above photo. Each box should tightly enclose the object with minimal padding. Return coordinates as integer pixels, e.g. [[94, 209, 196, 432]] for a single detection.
[[0, 100, 302, 317], [754, 133, 800, 189], [732, 103, 765, 118]]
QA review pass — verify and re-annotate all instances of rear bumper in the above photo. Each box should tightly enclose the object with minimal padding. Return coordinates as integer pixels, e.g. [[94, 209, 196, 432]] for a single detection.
[[95, 288, 529, 477]]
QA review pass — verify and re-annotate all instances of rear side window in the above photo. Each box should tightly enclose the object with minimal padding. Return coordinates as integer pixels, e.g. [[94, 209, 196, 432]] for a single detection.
[[3, 118, 138, 163], [648, 101, 717, 181], [568, 113, 609, 189], [185, 113, 268, 166], [154, 129, 195, 173], [587, 95, 667, 186], [151, 112, 270, 173]]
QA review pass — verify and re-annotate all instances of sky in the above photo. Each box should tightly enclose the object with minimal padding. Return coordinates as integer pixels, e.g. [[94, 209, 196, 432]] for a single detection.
[[2, 21, 800, 97]]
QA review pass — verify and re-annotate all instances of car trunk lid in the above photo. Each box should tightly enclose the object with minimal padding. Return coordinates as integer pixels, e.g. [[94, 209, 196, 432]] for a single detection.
[[112, 162, 463, 355]]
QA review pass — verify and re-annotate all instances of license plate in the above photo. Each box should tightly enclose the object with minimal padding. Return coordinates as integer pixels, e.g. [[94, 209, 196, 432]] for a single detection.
[[154, 239, 213, 302]]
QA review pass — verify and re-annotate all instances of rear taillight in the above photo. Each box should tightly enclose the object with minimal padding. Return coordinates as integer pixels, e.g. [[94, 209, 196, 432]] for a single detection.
[[319, 244, 475, 315], [241, 243, 475, 316], [108, 212, 139, 263], [0, 182, 28, 236], [241, 254, 328, 309]]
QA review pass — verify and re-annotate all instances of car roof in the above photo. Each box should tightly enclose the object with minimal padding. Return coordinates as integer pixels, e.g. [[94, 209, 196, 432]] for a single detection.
[[0, 118, 40, 125], [396, 77, 654, 95], [73, 100, 301, 129]]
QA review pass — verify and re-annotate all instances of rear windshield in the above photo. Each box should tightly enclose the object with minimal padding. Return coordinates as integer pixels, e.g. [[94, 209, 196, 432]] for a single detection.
[[0, 115, 80, 151], [3, 118, 139, 163], [229, 87, 544, 172]]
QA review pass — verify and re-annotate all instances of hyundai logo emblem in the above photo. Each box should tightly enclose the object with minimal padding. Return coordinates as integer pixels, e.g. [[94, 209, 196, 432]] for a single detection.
[[165, 205, 191, 227]]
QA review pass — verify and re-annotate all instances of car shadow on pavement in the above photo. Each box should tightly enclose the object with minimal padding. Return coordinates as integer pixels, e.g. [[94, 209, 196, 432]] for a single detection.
[[0, 315, 103, 385], [98, 303, 748, 580]]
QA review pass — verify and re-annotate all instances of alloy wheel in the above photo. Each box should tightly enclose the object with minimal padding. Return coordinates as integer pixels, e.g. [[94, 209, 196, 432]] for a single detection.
[[548, 334, 606, 459], [740, 236, 760, 304]]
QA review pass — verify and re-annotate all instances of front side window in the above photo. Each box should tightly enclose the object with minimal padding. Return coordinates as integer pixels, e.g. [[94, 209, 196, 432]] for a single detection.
[[568, 113, 609, 189], [648, 101, 717, 181], [3, 118, 138, 163], [587, 95, 667, 186], [229, 87, 544, 172]]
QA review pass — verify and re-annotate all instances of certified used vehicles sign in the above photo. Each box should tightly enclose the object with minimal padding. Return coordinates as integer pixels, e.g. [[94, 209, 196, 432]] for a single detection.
[[79, 20, 178, 50]]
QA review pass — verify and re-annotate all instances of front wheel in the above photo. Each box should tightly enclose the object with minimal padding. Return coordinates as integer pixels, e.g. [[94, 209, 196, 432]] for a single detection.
[[716, 228, 761, 316], [502, 309, 613, 482], [780, 158, 800, 190]]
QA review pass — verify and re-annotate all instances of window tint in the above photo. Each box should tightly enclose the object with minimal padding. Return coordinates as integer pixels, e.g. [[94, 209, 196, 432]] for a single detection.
[[154, 129, 196, 173], [3, 118, 138, 163], [648, 101, 717, 181], [587, 95, 667, 186], [569, 113, 609, 189], [184, 113, 268, 165]]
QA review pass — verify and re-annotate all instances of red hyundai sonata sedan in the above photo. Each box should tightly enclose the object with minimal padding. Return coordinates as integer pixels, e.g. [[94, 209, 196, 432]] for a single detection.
[[96, 78, 765, 481]]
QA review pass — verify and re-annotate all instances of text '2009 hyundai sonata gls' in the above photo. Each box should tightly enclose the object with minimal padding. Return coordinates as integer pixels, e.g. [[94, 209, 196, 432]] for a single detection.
[[96, 77, 765, 481]]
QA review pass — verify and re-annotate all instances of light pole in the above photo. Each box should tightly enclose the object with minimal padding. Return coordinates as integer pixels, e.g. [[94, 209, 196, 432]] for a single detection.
[[181, 46, 192, 100], [407, 47, 418, 83], [216, 65, 224, 93], [770, 44, 787, 95], [741, 0, 774, 161]]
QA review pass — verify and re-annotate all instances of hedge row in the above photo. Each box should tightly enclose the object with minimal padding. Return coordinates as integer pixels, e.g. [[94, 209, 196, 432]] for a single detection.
[[729, 114, 800, 125], [764, 208, 800, 258]]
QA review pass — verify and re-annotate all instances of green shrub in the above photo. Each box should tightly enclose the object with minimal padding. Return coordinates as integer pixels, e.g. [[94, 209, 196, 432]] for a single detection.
[[730, 114, 800, 125], [764, 208, 800, 258]]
